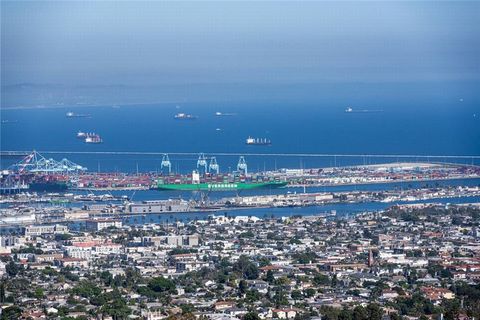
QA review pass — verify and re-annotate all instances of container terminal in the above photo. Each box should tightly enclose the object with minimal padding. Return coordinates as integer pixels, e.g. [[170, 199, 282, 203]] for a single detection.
[[1, 151, 479, 194], [0, 150, 479, 226]]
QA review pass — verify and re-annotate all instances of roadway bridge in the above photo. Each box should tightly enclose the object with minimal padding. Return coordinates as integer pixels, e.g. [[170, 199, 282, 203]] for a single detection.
[[0, 151, 30, 157], [1, 150, 479, 159]]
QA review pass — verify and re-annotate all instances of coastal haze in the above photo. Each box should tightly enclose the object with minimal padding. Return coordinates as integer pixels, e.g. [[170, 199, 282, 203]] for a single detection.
[[1, 2, 480, 320], [1, 2, 480, 170], [2, 1, 480, 104]]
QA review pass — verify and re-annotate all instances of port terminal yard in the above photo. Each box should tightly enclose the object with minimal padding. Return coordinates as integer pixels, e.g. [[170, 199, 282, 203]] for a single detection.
[[2, 151, 479, 192], [1, 151, 480, 227]]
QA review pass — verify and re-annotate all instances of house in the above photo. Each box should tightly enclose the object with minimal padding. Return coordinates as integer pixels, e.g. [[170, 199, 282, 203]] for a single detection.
[[55, 258, 89, 269], [420, 287, 455, 304], [272, 308, 299, 319], [141, 303, 165, 320], [246, 280, 269, 294], [214, 301, 236, 311], [380, 289, 399, 301]]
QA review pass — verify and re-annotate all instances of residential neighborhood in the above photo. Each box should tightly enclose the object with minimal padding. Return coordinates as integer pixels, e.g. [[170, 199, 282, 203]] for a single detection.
[[1, 203, 479, 320]]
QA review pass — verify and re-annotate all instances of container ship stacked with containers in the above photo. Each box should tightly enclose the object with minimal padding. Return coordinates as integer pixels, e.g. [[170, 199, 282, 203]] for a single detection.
[[154, 171, 287, 191], [75, 173, 153, 190], [28, 174, 70, 192]]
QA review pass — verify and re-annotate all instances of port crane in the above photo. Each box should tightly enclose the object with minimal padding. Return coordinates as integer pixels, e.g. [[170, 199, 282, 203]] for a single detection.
[[2, 151, 87, 194], [10, 151, 86, 174], [160, 154, 172, 174], [209, 157, 220, 174], [197, 153, 208, 174], [237, 156, 248, 175]]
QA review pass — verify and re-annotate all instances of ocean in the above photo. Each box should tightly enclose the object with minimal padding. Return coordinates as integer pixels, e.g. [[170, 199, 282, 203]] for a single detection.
[[1, 100, 479, 172]]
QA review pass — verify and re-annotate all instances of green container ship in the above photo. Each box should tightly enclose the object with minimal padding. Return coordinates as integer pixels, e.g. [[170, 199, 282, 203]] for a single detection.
[[155, 181, 287, 191]]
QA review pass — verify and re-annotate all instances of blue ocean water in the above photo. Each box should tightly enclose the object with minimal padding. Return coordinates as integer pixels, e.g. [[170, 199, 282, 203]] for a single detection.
[[1, 100, 479, 172]]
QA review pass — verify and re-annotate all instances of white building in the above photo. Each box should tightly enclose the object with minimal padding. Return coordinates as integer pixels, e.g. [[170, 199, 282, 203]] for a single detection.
[[24, 224, 69, 237], [86, 219, 122, 231], [64, 246, 92, 259]]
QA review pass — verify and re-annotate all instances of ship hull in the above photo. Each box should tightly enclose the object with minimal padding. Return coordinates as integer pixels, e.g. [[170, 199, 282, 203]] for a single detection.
[[29, 182, 68, 192], [154, 181, 287, 191]]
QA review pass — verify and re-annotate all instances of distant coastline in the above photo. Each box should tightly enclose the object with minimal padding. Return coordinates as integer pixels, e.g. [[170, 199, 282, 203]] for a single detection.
[[0, 100, 183, 111]]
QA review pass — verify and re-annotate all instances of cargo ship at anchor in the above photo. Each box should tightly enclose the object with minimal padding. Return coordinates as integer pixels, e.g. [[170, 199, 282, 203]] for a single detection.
[[76, 132, 103, 144], [246, 137, 271, 145], [345, 106, 383, 113], [66, 111, 90, 118], [174, 113, 198, 120]]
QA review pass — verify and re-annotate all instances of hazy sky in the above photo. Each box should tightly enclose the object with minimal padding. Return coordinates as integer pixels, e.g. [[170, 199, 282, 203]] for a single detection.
[[2, 1, 479, 86]]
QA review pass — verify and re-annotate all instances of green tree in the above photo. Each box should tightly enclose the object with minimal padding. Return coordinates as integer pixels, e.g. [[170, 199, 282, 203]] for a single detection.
[[291, 290, 303, 301], [99, 289, 131, 320], [0, 306, 22, 320], [292, 252, 317, 264], [266, 270, 275, 283], [331, 274, 338, 287], [243, 312, 261, 320], [239, 280, 248, 294], [338, 308, 353, 320], [245, 289, 261, 302], [258, 257, 271, 267], [100, 271, 113, 286], [181, 304, 195, 314], [313, 274, 330, 286], [5, 261, 19, 277], [304, 288, 316, 298], [234, 255, 259, 280], [273, 290, 289, 306], [390, 314, 401, 320], [148, 276, 176, 293], [319, 306, 340, 320], [366, 303, 383, 320], [443, 299, 460, 320], [352, 306, 368, 320], [72, 281, 102, 299], [0, 281, 5, 303], [34, 287, 44, 299]]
